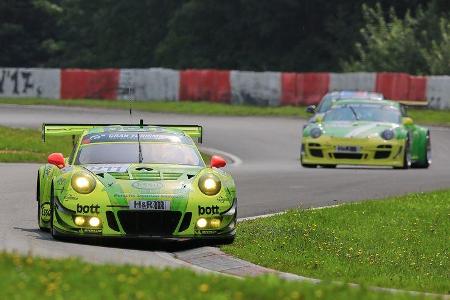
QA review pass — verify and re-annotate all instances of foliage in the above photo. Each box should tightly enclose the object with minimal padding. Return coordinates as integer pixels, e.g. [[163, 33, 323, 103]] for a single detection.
[[0, 0, 62, 67], [343, 1, 450, 74], [2, 0, 450, 73]]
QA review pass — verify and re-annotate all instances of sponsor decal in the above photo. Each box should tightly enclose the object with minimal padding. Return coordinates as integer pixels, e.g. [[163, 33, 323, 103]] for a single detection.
[[56, 177, 66, 186], [81, 228, 102, 234], [76, 203, 100, 214], [198, 205, 220, 215], [40, 203, 51, 222], [131, 181, 163, 190], [64, 194, 79, 201], [113, 193, 183, 200], [198, 230, 216, 234], [82, 132, 188, 144], [84, 164, 129, 173]]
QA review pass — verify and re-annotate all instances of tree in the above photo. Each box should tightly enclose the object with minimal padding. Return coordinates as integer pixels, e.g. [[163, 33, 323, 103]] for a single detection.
[[423, 19, 450, 74], [0, 0, 62, 67], [50, 0, 181, 67]]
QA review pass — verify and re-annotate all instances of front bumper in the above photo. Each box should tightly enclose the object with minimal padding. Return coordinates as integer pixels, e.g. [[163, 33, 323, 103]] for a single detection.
[[301, 136, 405, 167], [52, 197, 237, 240]]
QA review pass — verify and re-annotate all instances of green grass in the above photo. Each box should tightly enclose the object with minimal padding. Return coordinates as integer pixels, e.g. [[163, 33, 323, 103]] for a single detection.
[[0, 252, 434, 300], [222, 191, 450, 294], [0, 126, 73, 162], [0, 98, 310, 118], [0, 126, 211, 164], [1, 98, 450, 126]]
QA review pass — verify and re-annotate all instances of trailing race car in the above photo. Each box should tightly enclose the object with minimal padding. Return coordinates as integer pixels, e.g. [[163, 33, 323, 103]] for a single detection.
[[301, 100, 431, 169], [306, 91, 385, 123], [37, 121, 236, 244]]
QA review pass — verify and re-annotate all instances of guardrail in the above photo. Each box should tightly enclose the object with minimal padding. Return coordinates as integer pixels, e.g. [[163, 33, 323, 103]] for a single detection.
[[0, 68, 448, 109]]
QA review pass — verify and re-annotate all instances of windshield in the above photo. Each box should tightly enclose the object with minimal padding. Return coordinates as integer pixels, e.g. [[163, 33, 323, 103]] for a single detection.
[[317, 93, 383, 113], [324, 105, 401, 123], [75, 142, 203, 166]]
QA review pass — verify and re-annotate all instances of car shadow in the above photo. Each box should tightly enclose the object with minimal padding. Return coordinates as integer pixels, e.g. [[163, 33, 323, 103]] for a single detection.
[[14, 226, 217, 252]]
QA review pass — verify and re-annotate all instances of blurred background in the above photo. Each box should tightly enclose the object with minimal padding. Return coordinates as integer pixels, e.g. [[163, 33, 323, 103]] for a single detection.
[[1, 0, 450, 74]]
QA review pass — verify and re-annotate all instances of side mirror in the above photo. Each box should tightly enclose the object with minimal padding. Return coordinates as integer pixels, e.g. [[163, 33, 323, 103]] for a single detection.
[[402, 117, 414, 126], [48, 153, 65, 169], [306, 105, 316, 114], [210, 155, 227, 168]]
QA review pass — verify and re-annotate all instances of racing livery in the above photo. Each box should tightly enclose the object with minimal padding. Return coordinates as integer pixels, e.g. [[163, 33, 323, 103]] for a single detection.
[[37, 122, 236, 244], [301, 100, 431, 169]]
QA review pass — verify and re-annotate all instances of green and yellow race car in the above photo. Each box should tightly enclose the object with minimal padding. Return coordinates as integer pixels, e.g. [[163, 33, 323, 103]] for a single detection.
[[37, 121, 236, 244], [301, 100, 431, 169]]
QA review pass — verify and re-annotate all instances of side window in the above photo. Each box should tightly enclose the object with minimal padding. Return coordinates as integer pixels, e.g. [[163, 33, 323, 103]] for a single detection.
[[317, 95, 333, 113]]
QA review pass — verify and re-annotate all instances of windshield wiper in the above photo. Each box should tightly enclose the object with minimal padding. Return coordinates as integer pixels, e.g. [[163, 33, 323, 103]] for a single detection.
[[349, 106, 360, 121], [137, 133, 143, 163]]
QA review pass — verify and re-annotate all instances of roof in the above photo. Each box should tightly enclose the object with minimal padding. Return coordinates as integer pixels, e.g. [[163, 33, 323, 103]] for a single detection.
[[327, 91, 384, 100]]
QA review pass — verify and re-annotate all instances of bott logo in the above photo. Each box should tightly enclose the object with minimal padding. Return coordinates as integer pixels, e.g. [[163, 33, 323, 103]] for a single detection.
[[77, 204, 100, 214], [198, 205, 220, 215]]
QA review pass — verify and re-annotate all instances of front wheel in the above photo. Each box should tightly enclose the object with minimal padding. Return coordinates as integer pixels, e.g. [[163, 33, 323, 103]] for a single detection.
[[412, 132, 431, 169], [394, 138, 411, 169]]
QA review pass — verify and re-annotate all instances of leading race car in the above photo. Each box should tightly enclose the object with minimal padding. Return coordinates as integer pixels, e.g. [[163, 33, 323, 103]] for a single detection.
[[37, 121, 236, 244], [301, 99, 431, 169]]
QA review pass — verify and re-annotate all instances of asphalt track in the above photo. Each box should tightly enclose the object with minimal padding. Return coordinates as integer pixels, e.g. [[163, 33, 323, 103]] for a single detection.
[[1, 104, 449, 267]]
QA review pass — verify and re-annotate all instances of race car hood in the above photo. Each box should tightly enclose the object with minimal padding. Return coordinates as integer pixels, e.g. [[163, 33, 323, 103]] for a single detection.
[[81, 164, 204, 206], [318, 121, 400, 139]]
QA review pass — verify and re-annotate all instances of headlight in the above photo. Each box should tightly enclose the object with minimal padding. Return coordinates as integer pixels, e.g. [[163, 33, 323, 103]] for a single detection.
[[310, 127, 322, 139], [198, 173, 221, 196], [71, 172, 96, 194], [381, 129, 395, 140]]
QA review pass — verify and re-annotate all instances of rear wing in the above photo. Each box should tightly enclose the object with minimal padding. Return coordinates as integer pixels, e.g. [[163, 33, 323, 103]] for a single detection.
[[397, 100, 428, 107], [42, 120, 203, 143]]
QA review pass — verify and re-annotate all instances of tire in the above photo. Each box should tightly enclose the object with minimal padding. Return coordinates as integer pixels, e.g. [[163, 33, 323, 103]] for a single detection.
[[412, 132, 431, 169], [50, 186, 58, 239], [395, 138, 411, 169], [37, 176, 50, 232], [320, 165, 336, 168]]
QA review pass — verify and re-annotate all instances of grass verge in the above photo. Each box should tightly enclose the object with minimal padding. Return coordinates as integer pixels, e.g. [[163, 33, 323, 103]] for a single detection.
[[0, 252, 434, 300], [1, 98, 450, 126], [222, 191, 450, 294], [0, 126, 211, 164]]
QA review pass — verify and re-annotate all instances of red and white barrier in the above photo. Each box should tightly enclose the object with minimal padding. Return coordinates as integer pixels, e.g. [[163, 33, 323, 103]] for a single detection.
[[282, 73, 329, 106], [0, 68, 446, 109], [61, 69, 119, 100], [180, 70, 230, 103], [118, 68, 179, 101], [426, 76, 450, 109], [230, 71, 281, 106], [330, 72, 376, 92], [0, 68, 60, 99]]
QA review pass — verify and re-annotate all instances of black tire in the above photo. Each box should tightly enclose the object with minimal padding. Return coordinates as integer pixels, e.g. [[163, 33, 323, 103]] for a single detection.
[[412, 132, 431, 169], [320, 165, 336, 168], [395, 138, 411, 169], [50, 185, 58, 239], [37, 175, 50, 232]]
